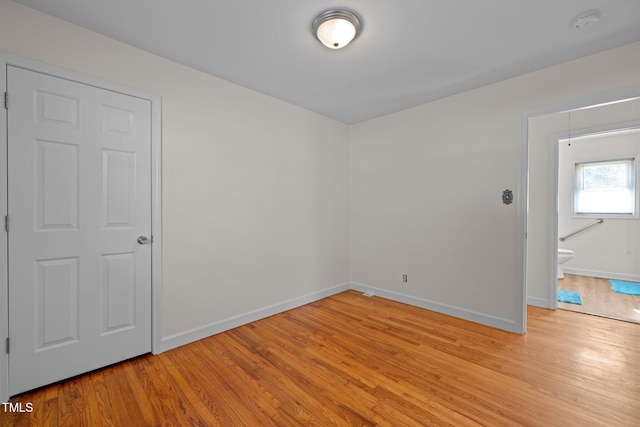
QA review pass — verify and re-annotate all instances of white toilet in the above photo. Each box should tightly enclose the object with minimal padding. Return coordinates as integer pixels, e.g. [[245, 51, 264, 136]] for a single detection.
[[557, 249, 574, 279]]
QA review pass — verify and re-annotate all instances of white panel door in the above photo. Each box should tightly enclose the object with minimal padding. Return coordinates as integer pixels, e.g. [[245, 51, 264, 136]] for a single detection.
[[7, 66, 152, 395]]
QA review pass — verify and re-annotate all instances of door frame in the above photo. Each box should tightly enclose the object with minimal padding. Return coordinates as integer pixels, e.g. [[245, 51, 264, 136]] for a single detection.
[[0, 52, 163, 402], [520, 88, 640, 319], [550, 121, 640, 308]]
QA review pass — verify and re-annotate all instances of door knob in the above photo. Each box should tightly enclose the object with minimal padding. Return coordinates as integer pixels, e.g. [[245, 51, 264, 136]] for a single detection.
[[137, 235, 151, 245]]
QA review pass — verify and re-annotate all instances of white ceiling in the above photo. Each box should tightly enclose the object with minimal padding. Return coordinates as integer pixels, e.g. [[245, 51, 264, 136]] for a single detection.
[[14, 0, 640, 124]]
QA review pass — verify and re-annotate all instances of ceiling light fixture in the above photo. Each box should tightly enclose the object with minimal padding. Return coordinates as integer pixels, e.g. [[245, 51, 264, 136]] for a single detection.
[[312, 8, 362, 49]]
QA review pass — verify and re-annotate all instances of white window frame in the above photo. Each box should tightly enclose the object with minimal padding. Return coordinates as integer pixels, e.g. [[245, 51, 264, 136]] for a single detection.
[[572, 157, 638, 218]]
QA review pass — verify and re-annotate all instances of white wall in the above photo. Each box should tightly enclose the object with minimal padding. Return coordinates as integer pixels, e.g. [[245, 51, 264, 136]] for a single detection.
[[526, 110, 569, 306], [558, 127, 640, 280], [1, 0, 639, 349], [350, 41, 640, 329], [528, 97, 640, 306], [0, 0, 351, 344]]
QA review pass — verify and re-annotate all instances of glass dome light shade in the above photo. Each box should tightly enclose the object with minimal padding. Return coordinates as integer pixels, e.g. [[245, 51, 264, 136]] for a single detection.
[[312, 9, 362, 49]]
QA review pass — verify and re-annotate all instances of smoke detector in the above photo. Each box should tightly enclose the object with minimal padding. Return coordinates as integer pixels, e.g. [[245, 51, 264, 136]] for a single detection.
[[571, 10, 601, 31]]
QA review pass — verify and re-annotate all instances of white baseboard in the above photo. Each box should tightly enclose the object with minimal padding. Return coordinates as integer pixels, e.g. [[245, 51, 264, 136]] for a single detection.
[[160, 280, 525, 353], [159, 283, 350, 352], [563, 268, 640, 282], [527, 296, 550, 309], [350, 282, 519, 333]]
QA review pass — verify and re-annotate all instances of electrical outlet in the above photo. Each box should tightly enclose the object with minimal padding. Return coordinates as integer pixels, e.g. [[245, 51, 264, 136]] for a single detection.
[[402, 274, 408, 283]]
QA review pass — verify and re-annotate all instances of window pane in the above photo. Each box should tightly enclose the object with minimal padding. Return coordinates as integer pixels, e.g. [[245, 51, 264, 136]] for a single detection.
[[574, 158, 635, 215], [582, 163, 628, 189]]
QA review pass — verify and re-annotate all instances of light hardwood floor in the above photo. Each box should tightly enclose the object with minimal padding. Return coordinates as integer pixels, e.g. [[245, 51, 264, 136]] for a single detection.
[[2, 290, 639, 426], [558, 274, 640, 324]]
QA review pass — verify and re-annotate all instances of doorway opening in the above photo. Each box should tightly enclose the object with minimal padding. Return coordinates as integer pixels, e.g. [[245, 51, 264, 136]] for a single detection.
[[555, 125, 640, 323], [524, 92, 640, 324]]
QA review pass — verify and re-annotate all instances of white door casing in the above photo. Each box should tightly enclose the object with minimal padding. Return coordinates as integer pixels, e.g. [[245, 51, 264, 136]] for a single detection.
[[4, 62, 161, 397]]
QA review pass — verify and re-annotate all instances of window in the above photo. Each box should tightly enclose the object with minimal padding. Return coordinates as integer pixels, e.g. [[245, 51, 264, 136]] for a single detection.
[[574, 158, 636, 216]]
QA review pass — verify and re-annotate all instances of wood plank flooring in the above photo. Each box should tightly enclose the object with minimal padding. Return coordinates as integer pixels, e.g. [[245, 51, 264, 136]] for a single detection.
[[2, 290, 639, 426], [558, 274, 640, 323]]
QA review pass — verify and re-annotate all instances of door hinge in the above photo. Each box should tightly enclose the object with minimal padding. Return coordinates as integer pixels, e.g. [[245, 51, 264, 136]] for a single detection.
[[5, 337, 8, 354], [4, 92, 7, 109], [4, 215, 7, 232]]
